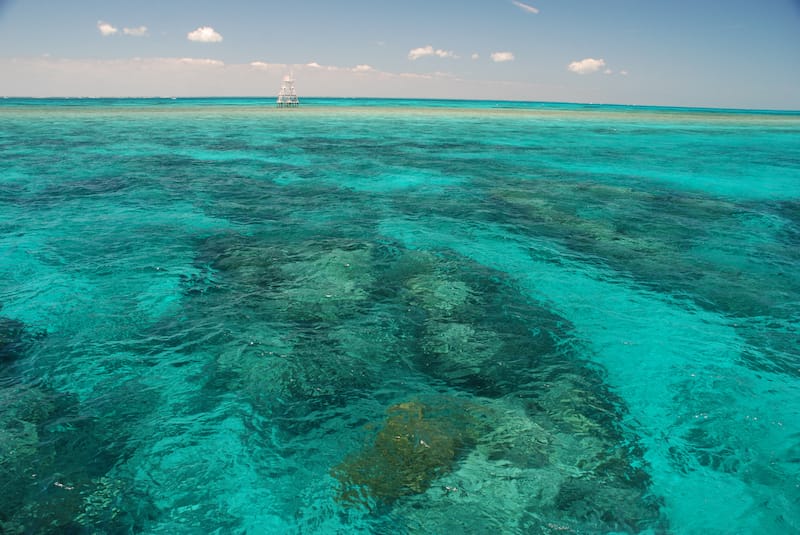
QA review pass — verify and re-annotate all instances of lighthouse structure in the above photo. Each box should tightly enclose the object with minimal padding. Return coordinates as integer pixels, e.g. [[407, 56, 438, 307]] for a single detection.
[[276, 74, 299, 108]]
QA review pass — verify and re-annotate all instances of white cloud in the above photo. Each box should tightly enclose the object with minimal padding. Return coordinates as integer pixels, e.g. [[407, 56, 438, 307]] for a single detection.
[[250, 61, 270, 70], [408, 45, 457, 60], [259, 61, 375, 74], [97, 21, 118, 36], [98, 21, 148, 37], [187, 26, 223, 43], [471, 53, 480, 60], [123, 26, 148, 37], [604, 68, 613, 75], [398, 72, 434, 80], [408, 46, 434, 60], [491, 51, 515, 62], [568, 57, 606, 74], [0, 56, 542, 100], [178, 58, 225, 67], [303, 61, 344, 72], [512, 1, 539, 15], [620, 70, 629, 76]]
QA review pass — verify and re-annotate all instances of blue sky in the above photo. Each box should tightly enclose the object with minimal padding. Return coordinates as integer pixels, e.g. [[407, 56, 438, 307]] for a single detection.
[[1, 0, 799, 109]]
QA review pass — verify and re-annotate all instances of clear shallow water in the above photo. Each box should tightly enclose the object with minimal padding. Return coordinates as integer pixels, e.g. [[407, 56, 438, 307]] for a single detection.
[[1, 98, 799, 534]]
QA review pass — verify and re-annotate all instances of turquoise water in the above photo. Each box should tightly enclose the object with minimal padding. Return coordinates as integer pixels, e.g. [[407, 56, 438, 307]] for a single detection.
[[1, 98, 799, 534]]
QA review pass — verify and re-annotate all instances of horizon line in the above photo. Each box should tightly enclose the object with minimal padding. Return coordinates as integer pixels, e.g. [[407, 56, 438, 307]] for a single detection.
[[2, 95, 799, 114]]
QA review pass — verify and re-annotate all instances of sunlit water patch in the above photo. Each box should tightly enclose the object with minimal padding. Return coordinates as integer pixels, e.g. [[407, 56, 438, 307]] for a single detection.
[[1, 99, 798, 534]]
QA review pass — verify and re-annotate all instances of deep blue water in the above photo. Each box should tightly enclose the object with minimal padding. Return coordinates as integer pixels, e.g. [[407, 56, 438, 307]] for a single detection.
[[1, 98, 799, 534]]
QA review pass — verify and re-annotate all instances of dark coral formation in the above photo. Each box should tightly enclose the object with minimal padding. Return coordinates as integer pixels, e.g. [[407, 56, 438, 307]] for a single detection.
[[186, 234, 663, 529], [0, 313, 155, 533], [0, 316, 29, 364], [332, 399, 484, 507], [490, 179, 800, 321], [0, 383, 153, 534]]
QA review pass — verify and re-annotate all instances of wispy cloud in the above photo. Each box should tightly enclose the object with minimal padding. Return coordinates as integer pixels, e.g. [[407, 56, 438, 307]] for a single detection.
[[491, 51, 515, 62], [567, 57, 606, 74], [288, 60, 452, 80], [97, 21, 118, 36], [0, 56, 504, 99], [397, 72, 435, 80], [512, 1, 539, 15], [99, 21, 148, 38], [254, 60, 380, 75], [250, 61, 283, 70], [123, 26, 148, 37], [471, 53, 480, 60], [408, 45, 457, 60], [187, 26, 223, 43], [178, 58, 225, 67]]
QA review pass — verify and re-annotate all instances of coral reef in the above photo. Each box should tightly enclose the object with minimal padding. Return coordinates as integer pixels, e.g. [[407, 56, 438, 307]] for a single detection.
[[0, 385, 55, 479], [493, 179, 800, 320], [396, 254, 566, 398], [0, 315, 31, 364], [0, 379, 150, 533], [375, 399, 664, 533], [332, 398, 485, 507], [0, 384, 73, 533], [406, 273, 474, 317], [188, 231, 664, 530], [277, 245, 375, 322]]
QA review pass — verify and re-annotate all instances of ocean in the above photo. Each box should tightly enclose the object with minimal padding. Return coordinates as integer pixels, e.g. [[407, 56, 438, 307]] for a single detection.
[[1, 98, 798, 534]]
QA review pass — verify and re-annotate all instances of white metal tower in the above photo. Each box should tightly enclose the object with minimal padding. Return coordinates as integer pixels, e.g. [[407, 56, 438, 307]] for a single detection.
[[277, 75, 299, 107]]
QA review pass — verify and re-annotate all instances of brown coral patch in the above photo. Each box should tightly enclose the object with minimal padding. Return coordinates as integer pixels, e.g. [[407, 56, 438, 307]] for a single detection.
[[332, 399, 484, 507]]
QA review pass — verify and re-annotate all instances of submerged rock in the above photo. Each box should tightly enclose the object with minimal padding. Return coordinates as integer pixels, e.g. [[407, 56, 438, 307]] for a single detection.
[[277, 245, 376, 322], [189, 233, 664, 529], [0, 385, 55, 477], [74, 476, 156, 533], [200, 235, 378, 323], [419, 320, 506, 394], [0, 380, 150, 533], [211, 323, 380, 428], [493, 179, 800, 321], [332, 398, 485, 507], [406, 273, 474, 317], [378, 398, 665, 533], [0, 384, 66, 532], [404, 262, 566, 398], [0, 316, 28, 364]]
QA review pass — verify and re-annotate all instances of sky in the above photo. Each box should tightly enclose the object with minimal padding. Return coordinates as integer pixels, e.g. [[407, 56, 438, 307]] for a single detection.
[[1, 0, 799, 109]]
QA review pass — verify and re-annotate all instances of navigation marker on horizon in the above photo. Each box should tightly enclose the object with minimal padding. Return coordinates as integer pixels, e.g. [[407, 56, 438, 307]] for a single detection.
[[277, 74, 299, 108]]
